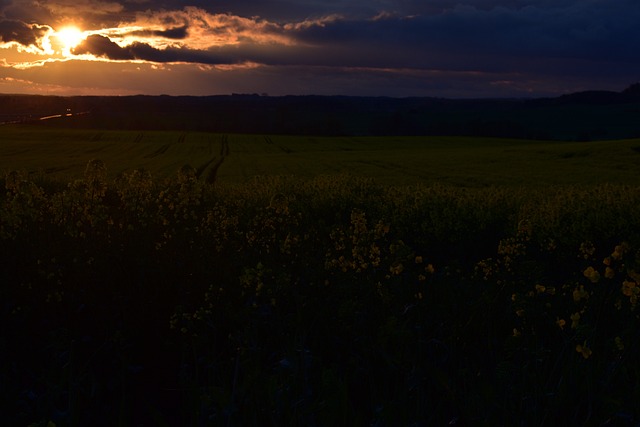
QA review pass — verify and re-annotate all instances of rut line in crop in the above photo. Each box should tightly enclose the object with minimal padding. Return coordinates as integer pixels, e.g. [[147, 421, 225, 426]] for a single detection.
[[145, 144, 171, 158], [196, 157, 217, 179], [265, 135, 291, 154], [133, 133, 144, 143], [207, 135, 229, 184]]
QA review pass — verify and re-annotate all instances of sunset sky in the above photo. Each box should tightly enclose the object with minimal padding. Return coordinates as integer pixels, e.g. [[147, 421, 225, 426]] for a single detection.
[[1, 0, 639, 98]]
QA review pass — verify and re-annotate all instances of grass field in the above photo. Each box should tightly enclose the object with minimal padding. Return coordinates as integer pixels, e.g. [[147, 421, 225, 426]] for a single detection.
[[2, 124, 640, 186]]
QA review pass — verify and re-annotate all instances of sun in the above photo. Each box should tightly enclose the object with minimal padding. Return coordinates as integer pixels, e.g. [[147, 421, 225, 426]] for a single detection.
[[55, 26, 85, 54]]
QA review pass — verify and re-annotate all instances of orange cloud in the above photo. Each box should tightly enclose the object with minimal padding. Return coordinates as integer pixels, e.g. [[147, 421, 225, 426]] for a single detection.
[[127, 7, 292, 48]]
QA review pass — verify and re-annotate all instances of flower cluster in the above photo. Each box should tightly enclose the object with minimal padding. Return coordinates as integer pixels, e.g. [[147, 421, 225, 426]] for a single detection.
[[506, 237, 640, 364], [1, 170, 46, 239], [325, 209, 390, 274]]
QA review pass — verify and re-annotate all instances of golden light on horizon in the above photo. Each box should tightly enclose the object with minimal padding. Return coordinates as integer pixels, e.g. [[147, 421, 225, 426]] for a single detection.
[[54, 26, 85, 55]]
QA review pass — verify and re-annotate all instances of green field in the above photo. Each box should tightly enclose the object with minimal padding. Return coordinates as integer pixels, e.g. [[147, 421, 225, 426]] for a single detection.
[[2, 125, 640, 186], [3, 125, 640, 425]]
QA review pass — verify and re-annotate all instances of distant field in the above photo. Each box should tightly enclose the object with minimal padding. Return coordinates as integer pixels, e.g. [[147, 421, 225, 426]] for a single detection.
[[1, 124, 640, 186]]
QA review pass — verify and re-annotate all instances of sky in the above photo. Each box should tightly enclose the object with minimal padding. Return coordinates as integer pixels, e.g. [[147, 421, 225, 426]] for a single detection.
[[0, 0, 639, 98]]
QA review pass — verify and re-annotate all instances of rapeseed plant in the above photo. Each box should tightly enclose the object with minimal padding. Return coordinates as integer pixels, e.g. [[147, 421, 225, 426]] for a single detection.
[[583, 266, 600, 283], [4, 164, 640, 426], [570, 312, 581, 329], [576, 341, 592, 359]]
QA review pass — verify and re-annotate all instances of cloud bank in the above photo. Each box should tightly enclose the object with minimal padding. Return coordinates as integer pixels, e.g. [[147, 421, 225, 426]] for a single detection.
[[1, 0, 639, 97]]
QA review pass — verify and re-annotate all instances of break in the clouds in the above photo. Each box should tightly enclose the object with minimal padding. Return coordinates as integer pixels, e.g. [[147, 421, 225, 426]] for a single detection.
[[0, 0, 639, 97]]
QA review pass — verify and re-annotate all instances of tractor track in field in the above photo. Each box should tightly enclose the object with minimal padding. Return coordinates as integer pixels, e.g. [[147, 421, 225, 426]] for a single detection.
[[264, 135, 292, 153], [133, 133, 144, 143], [207, 135, 229, 184], [195, 135, 229, 184], [146, 133, 187, 158], [145, 143, 171, 158]]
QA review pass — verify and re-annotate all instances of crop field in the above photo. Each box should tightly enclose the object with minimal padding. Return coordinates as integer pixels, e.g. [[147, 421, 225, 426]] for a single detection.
[[2, 125, 640, 186], [3, 124, 640, 425]]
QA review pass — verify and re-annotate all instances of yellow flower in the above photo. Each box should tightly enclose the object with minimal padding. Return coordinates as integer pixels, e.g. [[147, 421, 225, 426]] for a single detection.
[[535, 284, 546, 294], [573, 285, 589, 302], [570, 312, 581, 329], [605, 267, 615, 279], [611, 244, 627, 260], [415, 256, 423, 264], [622, 280, 637, 297], [515, 309, 525, 317], [576, 341, 592, 359], [603, 256, 611, 266], [418, 274, 427, 282], [583, 266, 600, 283], [556, 318, 566, 330], [425, 264, 435, 274], [389, 262, 404, 275], [512, 328, 521, 338]]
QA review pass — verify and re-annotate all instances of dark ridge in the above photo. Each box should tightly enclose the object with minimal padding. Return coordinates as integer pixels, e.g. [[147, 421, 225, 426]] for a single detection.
[[1, 83, 639, 140]]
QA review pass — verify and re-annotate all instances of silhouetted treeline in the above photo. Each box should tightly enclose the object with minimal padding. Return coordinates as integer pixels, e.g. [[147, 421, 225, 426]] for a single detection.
[[1, 83, 639, 140]]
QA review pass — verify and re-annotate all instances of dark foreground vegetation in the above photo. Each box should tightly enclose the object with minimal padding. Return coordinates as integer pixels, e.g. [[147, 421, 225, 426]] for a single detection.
[[2, 161, 640, 426], [2, 82, 640, 140]]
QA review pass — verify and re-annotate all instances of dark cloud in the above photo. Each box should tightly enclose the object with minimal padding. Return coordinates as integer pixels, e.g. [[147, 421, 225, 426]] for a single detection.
[[128, 25, 189, 40], [287, 2, 640, 67], [0, 19, 50, 48], [73, 34, 134, 60], [127, 42, 233, 64], [72, 34, 236, 65], [137, 0, 376, 21], [1, 0, 132, 29], [1, 1, 50, 24]]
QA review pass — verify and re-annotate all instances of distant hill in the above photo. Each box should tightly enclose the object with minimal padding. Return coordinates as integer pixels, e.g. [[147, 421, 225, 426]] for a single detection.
[[546, 83, 640, 105], [1, 83, 639, 140]]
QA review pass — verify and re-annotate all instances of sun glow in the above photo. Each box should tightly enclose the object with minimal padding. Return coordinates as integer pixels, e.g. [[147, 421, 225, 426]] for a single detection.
[[55, 27, 85, 54]]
